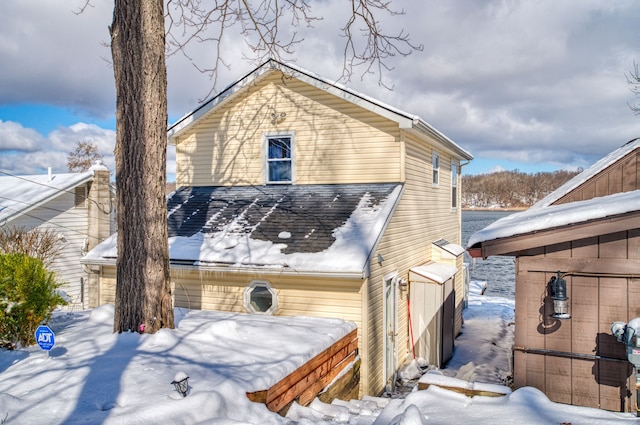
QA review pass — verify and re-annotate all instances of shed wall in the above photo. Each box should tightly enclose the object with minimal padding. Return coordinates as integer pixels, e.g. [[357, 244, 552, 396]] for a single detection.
[[554, 149, 639, 205], [514, 228, 640, 412]]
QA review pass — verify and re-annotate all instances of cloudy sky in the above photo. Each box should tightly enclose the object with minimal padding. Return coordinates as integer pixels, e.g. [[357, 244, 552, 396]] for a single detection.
[[1, 0, 639, 180]]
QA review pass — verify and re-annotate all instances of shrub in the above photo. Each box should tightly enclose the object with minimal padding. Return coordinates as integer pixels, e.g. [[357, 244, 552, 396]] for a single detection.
[[0, 253, 67, 349], [0, 226, 65, 268]]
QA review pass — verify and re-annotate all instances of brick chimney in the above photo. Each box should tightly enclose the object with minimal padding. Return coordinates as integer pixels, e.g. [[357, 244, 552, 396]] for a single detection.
[[87, 160, 112, 251]]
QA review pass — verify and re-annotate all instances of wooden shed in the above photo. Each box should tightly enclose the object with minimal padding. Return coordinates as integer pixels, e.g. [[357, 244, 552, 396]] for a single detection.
[[468, 138, 640, 412], [409, 261, 458, 367]]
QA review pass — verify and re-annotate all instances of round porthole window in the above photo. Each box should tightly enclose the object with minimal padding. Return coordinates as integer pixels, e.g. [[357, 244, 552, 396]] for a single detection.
[[244, 281, 278, 315]]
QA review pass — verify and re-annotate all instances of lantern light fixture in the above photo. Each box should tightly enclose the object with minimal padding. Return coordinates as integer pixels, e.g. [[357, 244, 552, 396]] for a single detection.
[[171, 371, 189, 397], [548, 271, 570, 319]]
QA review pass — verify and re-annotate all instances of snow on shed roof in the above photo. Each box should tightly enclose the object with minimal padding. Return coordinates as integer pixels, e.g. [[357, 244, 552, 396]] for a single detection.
[[167, 59, 473, 161], [0, 169, 95, 225], [409, 262, 458, 284], [467, 189, 640, 248], [84, 183, 403, 277], [467, 138, 640, 249]]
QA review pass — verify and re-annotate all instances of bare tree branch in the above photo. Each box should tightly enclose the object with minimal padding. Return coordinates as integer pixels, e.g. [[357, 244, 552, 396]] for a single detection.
[[165, 0, 319, 99], [627, 61, 640, 115], [79, 0, 421, 92], [340, 0, 423, 89]]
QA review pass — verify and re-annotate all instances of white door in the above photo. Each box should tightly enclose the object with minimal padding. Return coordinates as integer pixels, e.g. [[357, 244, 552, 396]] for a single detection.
[[384, 273, 398, 392]]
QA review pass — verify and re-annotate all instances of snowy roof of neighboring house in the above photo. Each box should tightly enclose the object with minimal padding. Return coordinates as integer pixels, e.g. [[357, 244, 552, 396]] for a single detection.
[[0, 169, 96, 225], [83, 183, 403, 277], [167, 59, 473, 161], [529, 137, 640, 210]]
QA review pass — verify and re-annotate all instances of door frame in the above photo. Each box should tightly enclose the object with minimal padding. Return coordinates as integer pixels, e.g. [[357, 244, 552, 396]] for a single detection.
[[383, 271, 399, 392]]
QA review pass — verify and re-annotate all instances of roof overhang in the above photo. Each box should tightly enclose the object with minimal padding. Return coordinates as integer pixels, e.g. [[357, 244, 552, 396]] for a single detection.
[[81, 256, 365, 280], [468, 210, 640, 259]]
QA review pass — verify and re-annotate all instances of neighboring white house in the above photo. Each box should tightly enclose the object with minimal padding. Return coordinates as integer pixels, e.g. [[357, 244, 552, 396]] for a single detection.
[[0, 162, 114, 307]]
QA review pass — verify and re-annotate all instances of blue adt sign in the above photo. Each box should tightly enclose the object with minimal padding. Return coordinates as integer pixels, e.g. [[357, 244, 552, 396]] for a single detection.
[[35, 325, 55, 351]]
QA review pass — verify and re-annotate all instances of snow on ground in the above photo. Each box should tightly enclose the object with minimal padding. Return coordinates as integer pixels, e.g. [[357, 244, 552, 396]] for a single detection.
[[1, 283, 639, 424]]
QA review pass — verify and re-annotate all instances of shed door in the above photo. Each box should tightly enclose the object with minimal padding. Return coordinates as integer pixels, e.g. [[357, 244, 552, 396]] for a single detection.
[[384, 274, 398, 392], [441, 278, 455, 365]]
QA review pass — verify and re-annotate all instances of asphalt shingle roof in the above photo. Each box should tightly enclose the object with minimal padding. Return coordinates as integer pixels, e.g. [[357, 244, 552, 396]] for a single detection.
[[166, 183, 399, 254]]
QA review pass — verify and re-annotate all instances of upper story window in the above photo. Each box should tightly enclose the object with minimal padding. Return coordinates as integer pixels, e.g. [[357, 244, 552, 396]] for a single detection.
[[265, 133, 294, 184], [451, 162, 458, 210], [432, 151, 440, 187]]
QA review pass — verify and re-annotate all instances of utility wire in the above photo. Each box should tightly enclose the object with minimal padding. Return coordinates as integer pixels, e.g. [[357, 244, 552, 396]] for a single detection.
[[0, 170, 113, 214], [0, 201, 111, 245]]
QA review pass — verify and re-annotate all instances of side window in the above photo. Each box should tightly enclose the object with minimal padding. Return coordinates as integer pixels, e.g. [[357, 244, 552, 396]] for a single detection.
[[265, 134, 294, 184], [75, 185, 87, 208], [243, 280, 278, 315], [432, 151, 440, 187], [451, 162, 458, 210]]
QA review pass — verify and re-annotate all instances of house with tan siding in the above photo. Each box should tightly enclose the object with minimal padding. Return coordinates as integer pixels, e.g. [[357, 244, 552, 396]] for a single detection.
[[467, 138, 640, 412], [83, 60, 473, 396], [0, 162, 114, 308]]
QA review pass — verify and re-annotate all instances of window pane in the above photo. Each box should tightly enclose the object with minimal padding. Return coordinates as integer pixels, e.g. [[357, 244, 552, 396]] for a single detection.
[[269, 161, 291, 182], [269, 138, 291, 159], [250, 286, 273, 312]]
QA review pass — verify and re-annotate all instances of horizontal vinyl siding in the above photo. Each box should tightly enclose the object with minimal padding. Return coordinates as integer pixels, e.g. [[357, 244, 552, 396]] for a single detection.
[[101, 267, 116, 305], [170, 269, 363, 323], [99, 268, 364, 352], [175, 74, 402, 187], [10, 191, 89, 304], [360, 134, 463, 394]]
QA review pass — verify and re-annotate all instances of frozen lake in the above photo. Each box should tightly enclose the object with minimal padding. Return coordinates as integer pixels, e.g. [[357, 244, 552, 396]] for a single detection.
[[462, 210, 516, 299]]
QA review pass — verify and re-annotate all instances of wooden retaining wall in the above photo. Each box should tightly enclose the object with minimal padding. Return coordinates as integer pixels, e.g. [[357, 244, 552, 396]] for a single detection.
[[247, 328, 359, 414]]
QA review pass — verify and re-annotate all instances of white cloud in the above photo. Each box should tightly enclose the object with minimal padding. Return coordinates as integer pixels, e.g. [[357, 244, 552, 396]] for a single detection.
[[0, 0, 639, 176], [0, 120, 116, 175], [0, 120, 43, 151]]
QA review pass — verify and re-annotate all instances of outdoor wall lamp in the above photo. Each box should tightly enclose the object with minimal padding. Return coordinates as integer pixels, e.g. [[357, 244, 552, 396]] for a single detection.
[[548, 271, 571, 319], [270, 111, 286, 124], [398, 278, 408, 291], [171, 372, 189, 397]]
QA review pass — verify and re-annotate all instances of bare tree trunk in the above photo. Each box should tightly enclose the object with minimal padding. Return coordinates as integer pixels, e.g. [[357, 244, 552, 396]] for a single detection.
[[110, 0, 174, 333]]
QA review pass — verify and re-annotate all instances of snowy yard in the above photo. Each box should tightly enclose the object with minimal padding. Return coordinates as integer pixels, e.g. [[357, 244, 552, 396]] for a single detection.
[[1, 284, 639, 424]]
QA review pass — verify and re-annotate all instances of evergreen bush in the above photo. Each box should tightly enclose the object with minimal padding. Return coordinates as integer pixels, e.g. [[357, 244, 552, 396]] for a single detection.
[[0, 253, 67, 349]]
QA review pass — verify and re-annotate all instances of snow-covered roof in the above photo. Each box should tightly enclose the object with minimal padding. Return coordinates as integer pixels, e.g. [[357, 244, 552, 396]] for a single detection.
[[84, 183, 403, 277], [467, 190, 640, 248], [433, 239, 465, 257], [409, 262, 458, 284], [530, 137, 640, 210], [467, 138, 640, 250], [0, 169, 95, 225], [167, 59, 473, 161]]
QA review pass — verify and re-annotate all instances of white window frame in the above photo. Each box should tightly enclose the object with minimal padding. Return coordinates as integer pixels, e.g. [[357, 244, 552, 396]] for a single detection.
[[432, 151, 440, 187], [243, 280, 278, 315], [264, 132, 295, 184], [451, 161, 458, 210]]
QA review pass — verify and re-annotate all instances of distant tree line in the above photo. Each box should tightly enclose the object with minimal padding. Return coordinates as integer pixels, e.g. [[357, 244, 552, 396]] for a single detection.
[[462, 169, 580, 209]]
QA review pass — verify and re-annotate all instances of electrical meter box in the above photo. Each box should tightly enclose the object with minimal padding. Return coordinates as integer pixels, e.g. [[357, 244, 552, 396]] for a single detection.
[[612, 319, 640, 368]]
